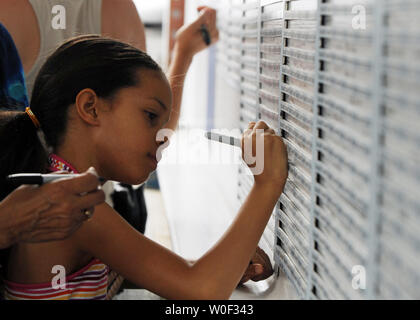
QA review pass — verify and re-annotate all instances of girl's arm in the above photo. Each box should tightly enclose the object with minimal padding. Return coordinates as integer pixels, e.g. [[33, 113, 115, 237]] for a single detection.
[[72, 182, 280, 300], [73, 121, 287, 299]]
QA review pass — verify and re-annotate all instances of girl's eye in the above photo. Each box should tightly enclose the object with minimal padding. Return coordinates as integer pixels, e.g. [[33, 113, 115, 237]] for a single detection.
[[145, 111, 158, 122]]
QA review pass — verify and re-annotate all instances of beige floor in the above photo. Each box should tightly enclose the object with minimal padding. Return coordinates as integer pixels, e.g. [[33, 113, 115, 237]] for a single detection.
[[143, 188, 173, 250], [113, 188, 172, 300]]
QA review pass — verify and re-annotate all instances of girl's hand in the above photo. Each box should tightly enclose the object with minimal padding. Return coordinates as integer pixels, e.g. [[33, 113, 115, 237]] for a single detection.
[[241, 121, 288, 197], [174, 6, 219, 60], [238, 246, 274, 285]]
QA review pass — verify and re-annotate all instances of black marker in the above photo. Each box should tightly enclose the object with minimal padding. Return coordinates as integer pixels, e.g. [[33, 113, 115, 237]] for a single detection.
[[200, 24, 211, 46], [205, 131, 291, 170], [205, 132, 241, 148], [7, 173, 106, 186]]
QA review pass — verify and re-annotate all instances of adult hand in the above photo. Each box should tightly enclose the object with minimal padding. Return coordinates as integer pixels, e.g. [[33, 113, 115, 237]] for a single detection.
[[174, 6, 219, 59], [238, 246, 274, 285], [0, 167, 105, 248]]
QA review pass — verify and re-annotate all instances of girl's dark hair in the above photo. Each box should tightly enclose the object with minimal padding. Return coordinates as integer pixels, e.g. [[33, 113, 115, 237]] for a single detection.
[[0, 35, 161, 279], [0, 35, 161, 199]]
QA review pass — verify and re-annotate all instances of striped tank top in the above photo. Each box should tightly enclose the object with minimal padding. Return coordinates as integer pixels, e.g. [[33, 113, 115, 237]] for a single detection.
[[4, 259, 109, 300], [4, 154, 109, 300]]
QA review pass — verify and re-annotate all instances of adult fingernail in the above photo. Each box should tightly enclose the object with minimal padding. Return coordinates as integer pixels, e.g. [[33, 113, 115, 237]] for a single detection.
[[88, 167, 98, 176]]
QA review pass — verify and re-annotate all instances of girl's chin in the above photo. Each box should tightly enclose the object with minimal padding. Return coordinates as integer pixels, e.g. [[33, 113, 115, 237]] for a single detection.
[[125, 171, 152, 186], [105, 171, 150, 186]]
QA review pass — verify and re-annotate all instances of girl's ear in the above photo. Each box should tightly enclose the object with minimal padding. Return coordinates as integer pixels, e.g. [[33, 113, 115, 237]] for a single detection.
[[75, 89, 101, 126]]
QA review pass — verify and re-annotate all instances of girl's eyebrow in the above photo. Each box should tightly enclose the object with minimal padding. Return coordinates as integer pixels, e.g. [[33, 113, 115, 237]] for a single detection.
[[152, 97, 167, 111]]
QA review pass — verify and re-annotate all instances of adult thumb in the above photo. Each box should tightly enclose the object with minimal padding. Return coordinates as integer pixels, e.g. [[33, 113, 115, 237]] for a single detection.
[[195, 7, 211, 24]]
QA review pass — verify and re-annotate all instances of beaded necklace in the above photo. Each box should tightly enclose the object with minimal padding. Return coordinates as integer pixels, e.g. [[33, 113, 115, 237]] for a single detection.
[[48, 154, 78, 174]]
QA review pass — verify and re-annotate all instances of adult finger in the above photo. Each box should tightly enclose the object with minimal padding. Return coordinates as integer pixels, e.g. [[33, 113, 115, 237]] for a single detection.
[[51, 170, 70, 175], [22, 211, 83, 236], [80, 206, 95, 221], [73, 189, 105, 213], [211, 29, 220, 43], [194, 7, 212, 28], [197, 6, 216, 21], [207, 7, 217, 27], [48, 167, 101, 195], [35, 213, 83, 230], [35, 189, 102, 223], [22, 226, 81, 243]]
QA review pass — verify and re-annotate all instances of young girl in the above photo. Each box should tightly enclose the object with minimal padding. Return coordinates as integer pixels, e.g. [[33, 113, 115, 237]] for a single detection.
[[0, 35, 288, 300]]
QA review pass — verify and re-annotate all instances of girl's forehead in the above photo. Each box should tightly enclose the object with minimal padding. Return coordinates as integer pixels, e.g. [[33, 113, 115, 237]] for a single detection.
[[136, 69, 169, 88], [137, 70, 172, 103], [117, 73, 171, 109]]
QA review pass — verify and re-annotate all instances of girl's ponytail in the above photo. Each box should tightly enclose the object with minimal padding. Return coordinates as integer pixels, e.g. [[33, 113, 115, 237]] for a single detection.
[[0, 110, 48, 200]]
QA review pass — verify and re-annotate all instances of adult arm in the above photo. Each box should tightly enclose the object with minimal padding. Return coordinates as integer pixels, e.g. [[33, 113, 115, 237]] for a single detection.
[[0, 0, 40, 74], [101, 0, 147, 51], [165, 7, 218, 133], [0, 168, 105, 249]]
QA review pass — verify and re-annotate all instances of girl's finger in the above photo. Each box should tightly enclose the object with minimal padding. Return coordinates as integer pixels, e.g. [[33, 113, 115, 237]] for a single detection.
[[253, 120, 269, 131], [248, 121, 256, 129]]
